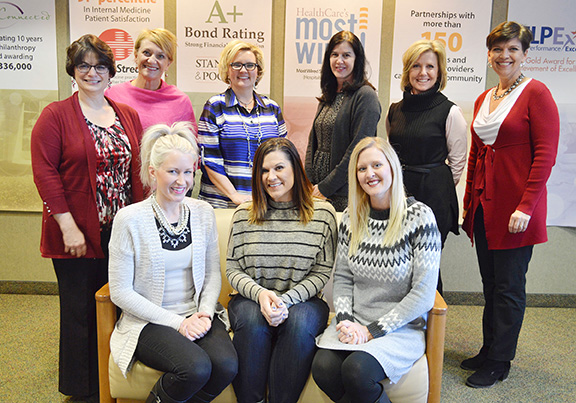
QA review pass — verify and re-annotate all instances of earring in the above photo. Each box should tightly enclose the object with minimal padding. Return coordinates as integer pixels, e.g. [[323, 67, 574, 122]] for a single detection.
[[107, 79, 112, 89], [488, 62, 493, 68]]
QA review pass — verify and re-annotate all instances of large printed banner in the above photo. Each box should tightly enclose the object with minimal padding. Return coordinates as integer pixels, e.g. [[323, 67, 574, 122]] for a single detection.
[[283, 0, 383, 157], [390, 0, 493, 106], [69, 0, 164, 85], [509, 0, 576, 227], [176, 0, 272, 95], [0, 1, 57, 90]]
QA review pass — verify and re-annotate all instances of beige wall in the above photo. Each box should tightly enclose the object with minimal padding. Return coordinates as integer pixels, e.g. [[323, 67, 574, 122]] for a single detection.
[[2, 0, 575, 296]]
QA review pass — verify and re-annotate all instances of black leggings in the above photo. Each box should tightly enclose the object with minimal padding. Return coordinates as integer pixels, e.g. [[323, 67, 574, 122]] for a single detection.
[[312, 349, 387, 403], [135, 318, 238, 401]]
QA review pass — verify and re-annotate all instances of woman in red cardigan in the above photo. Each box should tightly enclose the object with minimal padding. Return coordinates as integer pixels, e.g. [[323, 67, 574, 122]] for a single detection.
[[31, 35, 143, 400], [460, 22, 559, 389]]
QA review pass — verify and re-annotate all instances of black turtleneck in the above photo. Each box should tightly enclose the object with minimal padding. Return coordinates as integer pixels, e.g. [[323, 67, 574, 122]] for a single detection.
[[386, 83, 459, 241]]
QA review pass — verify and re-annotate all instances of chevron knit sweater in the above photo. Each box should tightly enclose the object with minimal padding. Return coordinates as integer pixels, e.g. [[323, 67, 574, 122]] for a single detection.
[[227, 199, 338, 308], [316, 197, 441, 383]]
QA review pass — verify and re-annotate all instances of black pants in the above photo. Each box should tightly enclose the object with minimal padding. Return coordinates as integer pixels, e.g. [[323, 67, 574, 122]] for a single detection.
[[312, 349, 387, 403], [135, 318, 238, 401], [474, 206, 533, 362], [52, 228, 111, 396]]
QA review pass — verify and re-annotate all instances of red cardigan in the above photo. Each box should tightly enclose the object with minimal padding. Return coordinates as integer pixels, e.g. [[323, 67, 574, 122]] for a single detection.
[[31, 92, 144, 259], [462, 79, 559, 250]]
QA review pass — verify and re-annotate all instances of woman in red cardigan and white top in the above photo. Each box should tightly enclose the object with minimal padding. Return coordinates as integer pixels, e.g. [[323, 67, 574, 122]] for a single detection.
[[460, 21, 559, 389], [31, 35, 143, 400]]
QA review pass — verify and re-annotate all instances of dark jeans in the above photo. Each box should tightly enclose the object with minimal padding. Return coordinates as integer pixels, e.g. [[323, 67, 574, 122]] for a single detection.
[[474, 206, 533, 362], [51, 227, 111, 396], [135, 318, 238, 401], [312, 349, 387, 403], [228, 295, 329, 403]]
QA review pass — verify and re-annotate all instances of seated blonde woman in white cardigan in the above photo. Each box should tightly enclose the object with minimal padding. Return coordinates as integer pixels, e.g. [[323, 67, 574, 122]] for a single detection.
[[108, 122, 237, 403]]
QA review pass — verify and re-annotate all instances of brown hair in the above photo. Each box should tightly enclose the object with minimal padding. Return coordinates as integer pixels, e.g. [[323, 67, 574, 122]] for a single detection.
[[486, 21, 533, 52], [66, 34, 116, 78], [249, 138, 314, 224], [320, 30, 374, 103]]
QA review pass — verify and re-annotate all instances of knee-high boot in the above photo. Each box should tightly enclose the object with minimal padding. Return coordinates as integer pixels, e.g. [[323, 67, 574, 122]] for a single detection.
[[146, 375, 186, 403]]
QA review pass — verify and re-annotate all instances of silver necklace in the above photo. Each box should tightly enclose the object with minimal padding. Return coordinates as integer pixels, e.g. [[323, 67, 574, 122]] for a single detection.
[[238, 97, 254, 109], [237, 105, 262, 167], [151, 194, 189, 236], [493, 73, 525, 101]]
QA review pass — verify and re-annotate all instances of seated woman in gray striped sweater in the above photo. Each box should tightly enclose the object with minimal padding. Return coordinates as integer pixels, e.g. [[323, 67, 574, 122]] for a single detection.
[[312, 137, 441, 403], [226, 137, 338, 403]]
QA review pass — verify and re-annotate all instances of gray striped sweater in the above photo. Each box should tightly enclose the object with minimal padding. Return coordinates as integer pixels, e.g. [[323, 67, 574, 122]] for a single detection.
[[226, 199, 338, 307]]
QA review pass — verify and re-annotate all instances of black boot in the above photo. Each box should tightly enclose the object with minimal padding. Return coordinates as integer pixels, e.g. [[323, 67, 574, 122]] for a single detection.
[[146, 376, 186, 403], [460, 345, 490, 371], [186, 389, 218, 403], [374, 384, 391, 403], [465, 359, 510, 389]]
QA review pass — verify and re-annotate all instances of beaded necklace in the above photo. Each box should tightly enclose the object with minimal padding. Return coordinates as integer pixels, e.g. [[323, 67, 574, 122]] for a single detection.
[[151, 194, 189, 236], [493, 73, 525, 101], [236, 104, 262, 167]]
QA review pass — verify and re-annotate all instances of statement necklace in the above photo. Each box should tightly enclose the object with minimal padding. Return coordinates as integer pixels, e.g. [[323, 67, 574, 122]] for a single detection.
[[151, 194, 189, 236], [236, 105, 263, 167], [493, 73, 525, 101]]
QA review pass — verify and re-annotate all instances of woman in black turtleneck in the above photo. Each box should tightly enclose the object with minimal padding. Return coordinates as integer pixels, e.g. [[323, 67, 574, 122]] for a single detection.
[[386, 40, 467, 294]]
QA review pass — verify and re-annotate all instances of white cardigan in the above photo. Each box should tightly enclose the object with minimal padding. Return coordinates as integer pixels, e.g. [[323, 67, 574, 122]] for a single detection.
[[108, 197, 221, 376]]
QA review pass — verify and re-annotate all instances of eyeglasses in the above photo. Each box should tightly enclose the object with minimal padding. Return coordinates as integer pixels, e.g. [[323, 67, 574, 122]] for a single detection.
[[76, 63, 109, 74], [230, 62, 258, 71]]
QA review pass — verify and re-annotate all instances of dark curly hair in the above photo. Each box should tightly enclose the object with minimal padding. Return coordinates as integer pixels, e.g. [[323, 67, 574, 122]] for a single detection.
[[65, 34, 116, 78]]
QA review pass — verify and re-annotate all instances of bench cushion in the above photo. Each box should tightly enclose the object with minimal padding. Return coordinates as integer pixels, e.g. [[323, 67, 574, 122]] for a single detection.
[[109, 353, 427, 403]]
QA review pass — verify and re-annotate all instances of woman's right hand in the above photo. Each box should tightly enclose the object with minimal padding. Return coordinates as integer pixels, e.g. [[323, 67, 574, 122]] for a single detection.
[[179, 312, 212, 341], [258, 290, 288, 327], [53, 212, 87, 257]]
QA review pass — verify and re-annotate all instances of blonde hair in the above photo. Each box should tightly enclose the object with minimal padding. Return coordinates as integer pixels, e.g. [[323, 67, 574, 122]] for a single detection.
[[218, 40, 265, 85], [139, 122, 198, 192], [400, 40, 447, 92], [134, 28, 177, 61], [347, 137, 407, 255]]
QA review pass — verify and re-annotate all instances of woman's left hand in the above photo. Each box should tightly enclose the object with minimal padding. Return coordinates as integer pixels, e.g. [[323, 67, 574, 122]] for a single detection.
[[336, 320, 373, 345], [179, 312, 212, 341], [312, 185, 327, 200], [508, 210, 531, 234]]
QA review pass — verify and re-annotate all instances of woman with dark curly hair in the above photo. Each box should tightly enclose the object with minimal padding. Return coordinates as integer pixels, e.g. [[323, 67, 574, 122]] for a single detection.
[[31, 34, 143, 399]]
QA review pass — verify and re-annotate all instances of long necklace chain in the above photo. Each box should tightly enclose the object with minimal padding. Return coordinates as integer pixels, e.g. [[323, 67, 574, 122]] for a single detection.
[[237, 105, 262, 167], [151, 194, 189, 236], [493, 73, 525, 101]]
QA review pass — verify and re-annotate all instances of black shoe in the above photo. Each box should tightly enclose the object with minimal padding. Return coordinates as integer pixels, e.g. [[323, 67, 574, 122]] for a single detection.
[[465, 360, 511, 389], [460, 346, 490, 371]]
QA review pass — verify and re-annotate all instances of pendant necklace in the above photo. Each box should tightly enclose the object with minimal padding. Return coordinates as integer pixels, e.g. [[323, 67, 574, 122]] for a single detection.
[[493, 73, 525, 101], [237, 104, 262, 167], [151, 194, 189, 236]]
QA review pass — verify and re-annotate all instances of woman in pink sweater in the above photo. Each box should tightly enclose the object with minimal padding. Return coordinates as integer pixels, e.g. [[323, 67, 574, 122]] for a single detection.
[[106, 28, 197, 131]]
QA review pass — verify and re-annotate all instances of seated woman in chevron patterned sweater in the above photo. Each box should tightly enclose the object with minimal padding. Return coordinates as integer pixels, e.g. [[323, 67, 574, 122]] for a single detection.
[[312, 136, 441, 403]]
